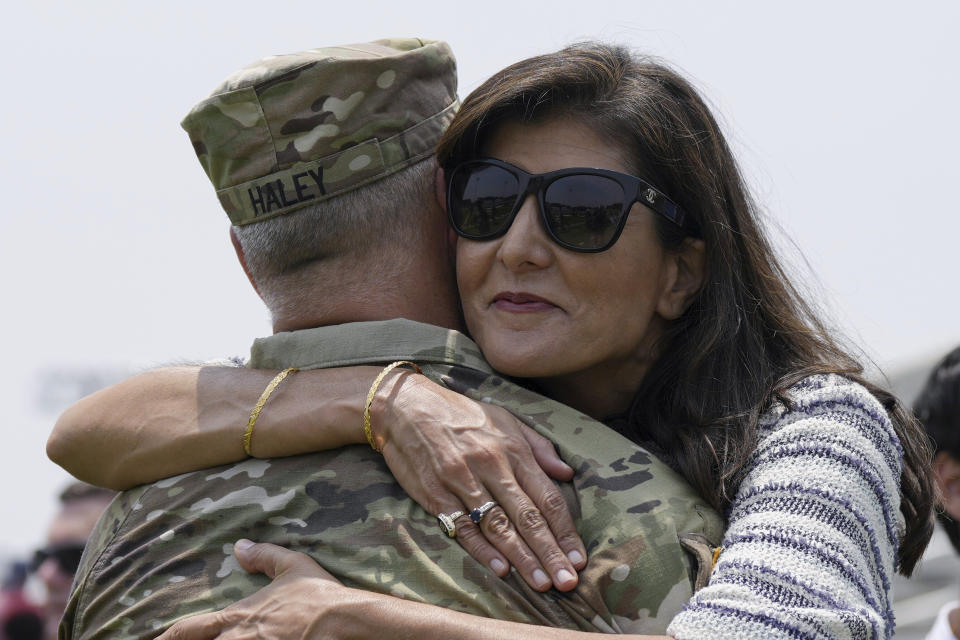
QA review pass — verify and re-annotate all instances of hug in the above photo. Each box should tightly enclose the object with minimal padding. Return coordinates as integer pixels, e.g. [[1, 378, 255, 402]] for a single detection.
[[49, 37, 934, 640]]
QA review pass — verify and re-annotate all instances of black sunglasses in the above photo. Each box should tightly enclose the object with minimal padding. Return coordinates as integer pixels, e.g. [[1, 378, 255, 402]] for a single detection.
[[31, 543, 85, 575], [447, 158, 689, 253]]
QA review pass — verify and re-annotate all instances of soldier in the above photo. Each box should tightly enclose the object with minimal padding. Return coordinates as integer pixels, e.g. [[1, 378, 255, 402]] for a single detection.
[[55, 39, 722, 639]]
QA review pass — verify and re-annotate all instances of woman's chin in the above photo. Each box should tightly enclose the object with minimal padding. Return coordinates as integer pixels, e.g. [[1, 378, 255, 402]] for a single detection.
[[484, 347, 574, 381]]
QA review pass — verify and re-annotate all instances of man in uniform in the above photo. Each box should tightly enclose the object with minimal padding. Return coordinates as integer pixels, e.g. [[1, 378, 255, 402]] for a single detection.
[[59, 39, 722, 639]]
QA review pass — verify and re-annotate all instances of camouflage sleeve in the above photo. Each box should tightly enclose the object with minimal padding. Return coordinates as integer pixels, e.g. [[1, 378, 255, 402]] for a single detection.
[[61, 487, 149, 639]]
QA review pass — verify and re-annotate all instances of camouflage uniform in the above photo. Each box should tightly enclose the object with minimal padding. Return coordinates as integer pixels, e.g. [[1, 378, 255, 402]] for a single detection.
[[62, 319, 723, 639]]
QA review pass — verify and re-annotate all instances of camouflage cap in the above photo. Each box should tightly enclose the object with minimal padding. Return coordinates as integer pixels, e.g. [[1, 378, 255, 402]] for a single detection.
[[181, 38, 458, 225]]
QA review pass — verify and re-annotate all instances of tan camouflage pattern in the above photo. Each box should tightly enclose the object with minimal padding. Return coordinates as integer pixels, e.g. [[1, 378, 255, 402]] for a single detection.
[[180, 39, 459, 226], [62, 320, 724, 639]]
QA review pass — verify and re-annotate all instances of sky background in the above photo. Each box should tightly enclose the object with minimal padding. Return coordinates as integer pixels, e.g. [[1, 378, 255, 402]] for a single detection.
[[2, 0, 958, 555]]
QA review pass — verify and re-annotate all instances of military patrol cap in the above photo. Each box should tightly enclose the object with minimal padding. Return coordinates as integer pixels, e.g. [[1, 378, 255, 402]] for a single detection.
[[181, 38, 458, 225]]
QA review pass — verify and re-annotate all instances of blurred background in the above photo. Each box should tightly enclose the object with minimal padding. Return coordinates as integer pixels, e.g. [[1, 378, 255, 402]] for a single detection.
[[1, 1, 957, 636]]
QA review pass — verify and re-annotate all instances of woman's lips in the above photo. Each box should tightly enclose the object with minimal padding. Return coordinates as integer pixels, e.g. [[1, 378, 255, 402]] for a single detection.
[[492, 292, 559, 313]]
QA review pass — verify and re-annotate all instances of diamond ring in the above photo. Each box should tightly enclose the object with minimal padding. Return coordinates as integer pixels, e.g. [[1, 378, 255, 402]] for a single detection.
[[469, 501, 497, 524]]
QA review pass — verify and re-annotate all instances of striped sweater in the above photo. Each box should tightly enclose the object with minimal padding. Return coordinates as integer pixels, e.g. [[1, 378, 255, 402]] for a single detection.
[[667, 374, 905, 640]]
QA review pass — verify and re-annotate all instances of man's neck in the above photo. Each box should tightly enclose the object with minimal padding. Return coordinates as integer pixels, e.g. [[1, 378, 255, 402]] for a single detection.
[[273, 303, 462, 334], [269, 257, 463, 334]]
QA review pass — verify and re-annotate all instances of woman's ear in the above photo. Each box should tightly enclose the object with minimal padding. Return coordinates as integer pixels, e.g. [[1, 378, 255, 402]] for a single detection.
[[656, 238, 706, 320]]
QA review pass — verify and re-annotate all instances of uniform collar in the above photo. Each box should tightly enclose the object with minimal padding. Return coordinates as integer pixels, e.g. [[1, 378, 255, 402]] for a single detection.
[[249, 318, 492, 373]]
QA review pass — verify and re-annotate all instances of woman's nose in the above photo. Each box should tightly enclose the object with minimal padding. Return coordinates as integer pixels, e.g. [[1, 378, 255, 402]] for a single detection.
[[496, 195, 554, 271]]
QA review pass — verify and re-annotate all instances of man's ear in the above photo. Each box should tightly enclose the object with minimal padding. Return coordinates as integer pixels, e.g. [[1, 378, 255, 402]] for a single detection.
[[434, 165, 459, 261], [935, 451, 960, 520], [434, 165, 447, 212], [230, 226, 262, 299], [656, 238, 706, 320]]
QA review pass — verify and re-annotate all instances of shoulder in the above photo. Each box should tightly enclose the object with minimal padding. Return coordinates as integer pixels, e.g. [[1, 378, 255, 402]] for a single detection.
[[61, 485, 150, 637], [750, 373, 904, 502], [667, 375, 906, 638], [762, 373, 892, 430], [739, 372, 906, 562], [755, 373, 903, 477]]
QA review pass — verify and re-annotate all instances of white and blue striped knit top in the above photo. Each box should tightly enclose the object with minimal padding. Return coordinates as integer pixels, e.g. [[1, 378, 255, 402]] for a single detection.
[[667, 374, 905, 640]]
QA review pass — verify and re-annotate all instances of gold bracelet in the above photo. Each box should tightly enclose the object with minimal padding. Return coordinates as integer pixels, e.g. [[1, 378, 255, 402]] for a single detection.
[[363, 361, 422, 452], [242, 367, 298, 456]]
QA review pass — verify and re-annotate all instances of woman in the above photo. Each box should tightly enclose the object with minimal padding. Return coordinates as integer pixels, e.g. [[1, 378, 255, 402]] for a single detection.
[[50, 42, 933, 638]]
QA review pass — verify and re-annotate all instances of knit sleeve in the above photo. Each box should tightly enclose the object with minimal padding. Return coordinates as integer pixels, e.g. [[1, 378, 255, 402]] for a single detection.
[[667, 374, 905, 640]]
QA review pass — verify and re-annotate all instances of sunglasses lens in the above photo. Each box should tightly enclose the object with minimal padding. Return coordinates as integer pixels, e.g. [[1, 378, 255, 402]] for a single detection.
[[543, 175, 625, 250], [449, 163, 520, 238], [56, 546, 84, 574], [31, 544, 85, 575]]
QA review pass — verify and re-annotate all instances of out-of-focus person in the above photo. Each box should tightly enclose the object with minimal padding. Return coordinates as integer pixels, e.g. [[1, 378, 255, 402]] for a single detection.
[[32, 483, 113, 640], [0, 561, 43, 640], [914, 346, 960, 640]]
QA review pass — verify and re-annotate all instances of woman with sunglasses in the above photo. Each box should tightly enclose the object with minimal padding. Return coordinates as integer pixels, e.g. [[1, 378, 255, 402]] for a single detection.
[[51, 43, 933, 639]]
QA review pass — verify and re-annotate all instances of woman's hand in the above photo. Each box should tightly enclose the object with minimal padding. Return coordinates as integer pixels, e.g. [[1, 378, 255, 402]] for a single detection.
[[157, 542, 657, 640], [373, 372, 587, 592], [156, 541, 351, 639]]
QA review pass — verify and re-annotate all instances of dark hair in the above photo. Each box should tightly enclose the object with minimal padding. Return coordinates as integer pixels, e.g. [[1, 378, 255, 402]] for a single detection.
[[914, 346, 960, 554], [59, 481, 115, 505], [437, 42, 934, 575]]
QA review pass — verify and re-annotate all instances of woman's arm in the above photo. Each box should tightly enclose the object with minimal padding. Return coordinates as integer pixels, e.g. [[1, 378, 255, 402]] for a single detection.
[[47, 364, 587, 592], [157, 540, 670, 640], [47, 364, 380, 489], [667, 374, 904, 639]]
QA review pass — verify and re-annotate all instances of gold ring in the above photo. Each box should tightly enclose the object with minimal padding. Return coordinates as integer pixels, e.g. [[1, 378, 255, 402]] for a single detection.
[[437, 510, 465, 538]]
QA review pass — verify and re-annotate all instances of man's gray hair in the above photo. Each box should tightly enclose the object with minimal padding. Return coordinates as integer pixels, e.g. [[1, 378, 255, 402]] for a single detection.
[[233, 157, 437, 312]]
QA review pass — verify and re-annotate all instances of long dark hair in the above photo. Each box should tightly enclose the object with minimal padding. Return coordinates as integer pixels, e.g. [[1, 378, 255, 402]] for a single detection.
[[437, 42, 933, 576]]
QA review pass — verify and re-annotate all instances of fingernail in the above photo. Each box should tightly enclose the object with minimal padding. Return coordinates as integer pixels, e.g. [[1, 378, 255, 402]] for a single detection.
[[557, 569, 576, 586], [235, 539, 255, 551], [533, 569, 550, 588], [490, 558, 507, 574], [568, 550, 584, 565]]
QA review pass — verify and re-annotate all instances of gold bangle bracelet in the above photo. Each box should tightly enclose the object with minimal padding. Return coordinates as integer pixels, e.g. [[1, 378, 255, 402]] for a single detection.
[[242, 367, 298, 456], [363, 361, 422, 452]]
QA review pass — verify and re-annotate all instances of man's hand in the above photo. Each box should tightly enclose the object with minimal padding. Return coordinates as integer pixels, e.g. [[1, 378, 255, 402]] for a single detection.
[[376, 373, 587, 592], [156, 540, 351, 640]]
